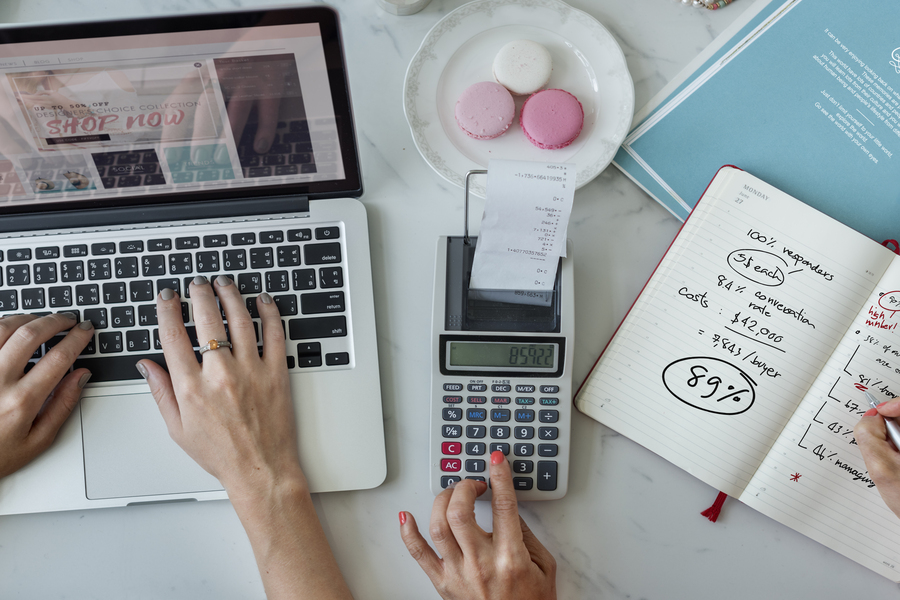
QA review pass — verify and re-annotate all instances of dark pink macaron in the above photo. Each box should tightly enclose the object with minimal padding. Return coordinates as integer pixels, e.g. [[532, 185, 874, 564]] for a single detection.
[[520, 88, 584, 149], [454, 81, 516, 140]]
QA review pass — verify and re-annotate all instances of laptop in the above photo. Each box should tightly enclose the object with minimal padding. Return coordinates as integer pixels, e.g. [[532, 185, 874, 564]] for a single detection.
[[0, 6, 387, 514]]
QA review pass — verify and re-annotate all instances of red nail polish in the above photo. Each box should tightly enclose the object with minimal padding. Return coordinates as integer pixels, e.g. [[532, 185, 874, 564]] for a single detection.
[[491, 450, 504, 465], [865, 407, 879, 417], [398, 511, 407, 525]]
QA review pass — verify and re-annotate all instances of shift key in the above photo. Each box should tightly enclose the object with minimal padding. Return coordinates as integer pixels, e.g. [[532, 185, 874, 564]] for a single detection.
[[289, 315, 347, 339]]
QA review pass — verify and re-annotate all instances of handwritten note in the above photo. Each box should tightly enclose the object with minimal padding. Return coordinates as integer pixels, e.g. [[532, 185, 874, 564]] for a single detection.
[[469, 159, 574, 292], [575, 166, 900, 580]]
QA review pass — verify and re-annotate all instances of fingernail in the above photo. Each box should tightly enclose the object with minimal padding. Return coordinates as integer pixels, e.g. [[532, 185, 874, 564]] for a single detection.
[[398, 511, 407, 526], [259, 292, 273, 304], [445, 480, 458, 490], [135, 362, 149, 379], [61, 311, 77, 321], [216, 275, 233, 287], [78, 320, 93, 330], [491, 450, 505, 465], [160, 288, 175, 301], [865, 407, 879, 417], [77, 372, 92, 389], [254, 137, 271, 154], [192, 275, 208, 286]]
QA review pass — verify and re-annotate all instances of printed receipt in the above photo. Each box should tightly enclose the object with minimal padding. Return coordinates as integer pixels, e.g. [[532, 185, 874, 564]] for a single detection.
[[469, 159, 575, 293]]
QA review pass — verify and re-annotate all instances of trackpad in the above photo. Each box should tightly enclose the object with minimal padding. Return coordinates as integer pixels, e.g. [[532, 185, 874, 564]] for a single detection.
[[81, 393, 223, 500]]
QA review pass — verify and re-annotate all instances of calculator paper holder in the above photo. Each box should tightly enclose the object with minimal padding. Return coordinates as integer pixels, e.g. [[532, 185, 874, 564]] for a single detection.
[[444, 236, 561, 333]]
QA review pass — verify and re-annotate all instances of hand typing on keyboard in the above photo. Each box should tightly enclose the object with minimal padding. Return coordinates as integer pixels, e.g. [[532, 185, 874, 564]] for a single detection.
[[399, 450, 558, 600], [135, 275, 354, 600], [0, 312, 93, 478]]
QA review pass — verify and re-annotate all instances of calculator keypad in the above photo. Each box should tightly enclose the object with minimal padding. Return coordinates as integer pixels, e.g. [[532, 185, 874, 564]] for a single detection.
[[437, 379, 565, 497]]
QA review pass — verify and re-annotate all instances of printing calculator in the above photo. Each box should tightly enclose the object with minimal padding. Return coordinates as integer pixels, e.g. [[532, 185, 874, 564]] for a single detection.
[[429, 218, 574, 500]]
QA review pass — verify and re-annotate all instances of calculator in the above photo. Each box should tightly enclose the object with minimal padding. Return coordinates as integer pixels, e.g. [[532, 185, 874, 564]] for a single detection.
[[429, 235, 574, 500]]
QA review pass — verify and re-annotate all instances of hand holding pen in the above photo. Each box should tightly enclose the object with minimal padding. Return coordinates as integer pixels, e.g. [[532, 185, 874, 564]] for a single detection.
[[856, 393, 900, 519]]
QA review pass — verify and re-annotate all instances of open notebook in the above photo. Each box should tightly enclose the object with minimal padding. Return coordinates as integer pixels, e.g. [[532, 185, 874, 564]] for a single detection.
[[576, 166, 900, 581]]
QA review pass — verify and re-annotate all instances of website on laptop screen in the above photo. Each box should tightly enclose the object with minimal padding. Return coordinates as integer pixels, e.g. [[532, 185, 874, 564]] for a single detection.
[[0, 20, 347, 210]]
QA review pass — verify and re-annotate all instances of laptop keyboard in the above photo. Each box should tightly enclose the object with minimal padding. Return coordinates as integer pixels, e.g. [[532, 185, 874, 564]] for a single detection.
[[0, 220, 351, 382]]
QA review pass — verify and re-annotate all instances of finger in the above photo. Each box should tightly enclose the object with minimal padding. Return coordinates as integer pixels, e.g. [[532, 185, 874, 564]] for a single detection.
[[136, 358, 183, 440], [257, 293, 286, 367], [30, 368, 91, 448], [214, 275, 258, 361], [489, 450, 526, 552], [444, 479, 490, 556], [0, 313, 38, 348], [876, 397, 900, 418], [429, 486, 463, 562], [19, 320, 93, 412], [399, 511, 444, 585], [187, 276, 229, 361], [0, 313, 77, 377], [156, 288, 199, 382], [519, 515, 557, 575], [252, 95, 281, 154], [225, 97, 253, 148]]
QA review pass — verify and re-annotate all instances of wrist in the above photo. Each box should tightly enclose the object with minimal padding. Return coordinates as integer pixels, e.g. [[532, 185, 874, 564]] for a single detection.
[[227, 463, 311, 518]]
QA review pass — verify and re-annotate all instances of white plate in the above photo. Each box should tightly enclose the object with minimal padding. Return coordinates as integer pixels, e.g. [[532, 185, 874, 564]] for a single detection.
[[404, 0, 634, 197]]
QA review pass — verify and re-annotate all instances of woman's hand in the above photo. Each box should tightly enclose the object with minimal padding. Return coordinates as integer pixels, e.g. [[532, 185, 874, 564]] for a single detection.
[[400, 450, 557, 600], [136, 275, 302, 498], [856, 397, 900, 519], [0, 313, 93, 478]]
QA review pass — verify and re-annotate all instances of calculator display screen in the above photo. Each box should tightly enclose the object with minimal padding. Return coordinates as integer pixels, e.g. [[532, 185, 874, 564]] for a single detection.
[[447, 341, 557, 372]]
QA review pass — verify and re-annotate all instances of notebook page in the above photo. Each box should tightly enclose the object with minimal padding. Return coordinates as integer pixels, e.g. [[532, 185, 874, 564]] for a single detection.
[[742, 259, 900, 581], [576, 167, 893, 497]]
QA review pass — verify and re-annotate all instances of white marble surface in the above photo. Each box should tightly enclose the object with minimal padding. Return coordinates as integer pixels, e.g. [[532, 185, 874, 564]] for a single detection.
[[1, 0, 899, 598]]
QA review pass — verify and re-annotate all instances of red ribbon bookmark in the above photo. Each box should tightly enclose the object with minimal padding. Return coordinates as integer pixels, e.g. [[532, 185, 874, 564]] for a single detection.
[[701, 491, 728, 522]]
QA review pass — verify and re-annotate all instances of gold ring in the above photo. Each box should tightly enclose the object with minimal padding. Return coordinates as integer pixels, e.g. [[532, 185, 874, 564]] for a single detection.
[[199, 339, 232, 355]]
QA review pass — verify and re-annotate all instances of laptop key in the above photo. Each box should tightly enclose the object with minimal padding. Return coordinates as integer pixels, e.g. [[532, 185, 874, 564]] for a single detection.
[[142, 255, 166, 276], [147, 238, 172, 252], [129, 280, 154, 302], [119, 241, 144, 253], [63, 244, 88, 257], [75, 284, 100, 305], [98, 332, 123, 353], [0, 290, 16, 311], [87, 259, 112, 280], [223, 249, 246, 271], [304, 242, 341, 265], [232, 233, 256, 246], [238, 272, 262, 294], [287, 229, 311, 242], [83, 308, 108, 329], [74, 353, 168, 382], [21, 288, 44, 310], [115, 257, 139, 278], [48, 286, 72, 307], [102, 282, 127, 304], [36, 246, 60, 259], [126, 330, 151, 352], [8, 248, 31, 261], [111, 306, 135, 328], [60, 261, 84, 282], [203, 235, 228, 247], [91, 242, 116, 255], [6, 265, 29, 285], [33, 263, 57, 284], [175, 236, 200, 249], [288, 315, 347, 339], [169, 253, 192, 274]]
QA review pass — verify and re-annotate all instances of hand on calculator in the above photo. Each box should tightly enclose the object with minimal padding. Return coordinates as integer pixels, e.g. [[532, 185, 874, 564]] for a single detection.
[[400, 450, 558, 600], [0, 312, 93, 478]]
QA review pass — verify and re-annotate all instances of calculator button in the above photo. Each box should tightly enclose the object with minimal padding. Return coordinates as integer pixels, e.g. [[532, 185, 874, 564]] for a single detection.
[[465, 459, 486, 473], [465, 476, 486, 482], [466, 408, 487, 421], [514, 443, 534, 456], [513, 478, 533, 490], [537, 461, 558, 491], [441, 442, 462, 455], [539, 410, 559, 423], [538, 444, 558, 457], [465, 442, 486, 455], [443, 395, 463, 404], [467, 383, 487, 392], [515, 409, 535, 422], [440, 476, 461, 488], [490, 443, 510, 455], [441, 459, 461, 472], [539, 397, 560, 406], [539, 427, 559, 440], [491, 396, 510, 405], [540, 385, 559, 394], [513, 460, 533, 474], [492, 384, 511, 393], [467, 396, 486, 404], [490, 408, 510, 422], [442, 425, 462, 438], [443, 383, 463, 392], [515, 384, 536, 393], [516, 397, 535, 405], [466, 425, 486, 438], [490, 426, 510, 439], [442, 407, 462, 421], [514, 426, 534, 439]]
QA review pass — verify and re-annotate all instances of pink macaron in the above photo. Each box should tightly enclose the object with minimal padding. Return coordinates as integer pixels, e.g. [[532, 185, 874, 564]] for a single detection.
[[454, 81, 516, 140], [520, 88, 584, 150]]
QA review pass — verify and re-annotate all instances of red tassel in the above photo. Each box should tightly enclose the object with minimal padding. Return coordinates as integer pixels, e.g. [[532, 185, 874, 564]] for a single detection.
[[883, 240, 900, 255], [701, 491, 728, 522]]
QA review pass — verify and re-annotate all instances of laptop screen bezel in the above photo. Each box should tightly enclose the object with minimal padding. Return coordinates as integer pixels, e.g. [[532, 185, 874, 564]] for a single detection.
[[0, 5, 362, 227]]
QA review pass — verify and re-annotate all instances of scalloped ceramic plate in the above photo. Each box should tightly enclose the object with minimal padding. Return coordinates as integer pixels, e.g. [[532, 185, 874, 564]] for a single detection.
[[403, 0, 634, 197]]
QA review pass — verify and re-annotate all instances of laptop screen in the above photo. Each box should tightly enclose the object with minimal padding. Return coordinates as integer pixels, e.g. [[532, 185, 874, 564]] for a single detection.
[[0, 6, 361, 217]]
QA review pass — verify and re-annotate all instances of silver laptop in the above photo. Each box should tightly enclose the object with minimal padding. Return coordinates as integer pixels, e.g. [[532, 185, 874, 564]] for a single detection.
[[0, 6, 386, 514]]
